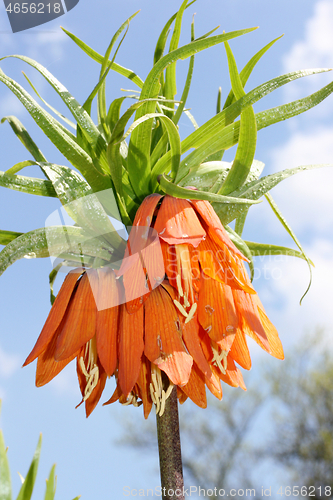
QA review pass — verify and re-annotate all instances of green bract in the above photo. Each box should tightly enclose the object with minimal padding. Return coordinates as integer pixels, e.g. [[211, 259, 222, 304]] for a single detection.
[[0, 0, 332, 302]]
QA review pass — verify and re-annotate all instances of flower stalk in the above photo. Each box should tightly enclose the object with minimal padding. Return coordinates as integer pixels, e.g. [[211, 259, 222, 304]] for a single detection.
[[156, 386, 184, 500]]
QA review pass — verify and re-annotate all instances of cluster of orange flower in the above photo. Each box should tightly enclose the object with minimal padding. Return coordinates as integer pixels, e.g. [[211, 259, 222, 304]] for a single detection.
[[24, 195, 283, 417]]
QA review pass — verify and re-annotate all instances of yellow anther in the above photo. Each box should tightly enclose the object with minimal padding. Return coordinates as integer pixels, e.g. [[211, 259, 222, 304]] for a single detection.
[[173, 299, 188, 317], [185, 303, 197, 324], [176, 274, 184, 297]]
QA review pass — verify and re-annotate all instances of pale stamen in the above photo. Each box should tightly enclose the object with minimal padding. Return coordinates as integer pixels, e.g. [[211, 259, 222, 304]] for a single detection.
[[211, 345, 228, 375], [183, 294, 190, 308], [173, 299, 188, 318], [176, 245, 194, 304], [176, 274, 184, 297], [185, 302, 197, 324], [79, 336, 99, 401], [122, 393, 142, 407], [149, 365, 174, 417]]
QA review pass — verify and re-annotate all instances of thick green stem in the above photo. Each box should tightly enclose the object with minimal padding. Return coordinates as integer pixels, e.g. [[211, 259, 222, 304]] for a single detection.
[[156, 386, 184, 500]]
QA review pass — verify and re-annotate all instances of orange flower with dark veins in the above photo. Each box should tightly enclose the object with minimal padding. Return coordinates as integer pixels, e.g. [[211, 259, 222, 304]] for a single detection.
[[106, 194, 284, 418], [23, 267, 121, 417], [24, 193, 283, 418]]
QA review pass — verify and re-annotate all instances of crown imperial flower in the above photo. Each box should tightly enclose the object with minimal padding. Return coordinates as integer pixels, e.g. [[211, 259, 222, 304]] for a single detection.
[[24, 195, 283, 417]]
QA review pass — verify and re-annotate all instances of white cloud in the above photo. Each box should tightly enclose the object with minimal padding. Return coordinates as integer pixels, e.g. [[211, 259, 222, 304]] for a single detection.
[[0, 345, 20, 377], [283, 1, 333, 71], [0, 17, 69, 118], [263, 238, 333, 337], [282, 1, 333, 113], [269, 127, 333, 235]]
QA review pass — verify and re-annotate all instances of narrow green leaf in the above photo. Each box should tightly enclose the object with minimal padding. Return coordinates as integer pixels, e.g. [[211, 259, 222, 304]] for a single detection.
[[97, 12, 139, 137], [0, 68, 110, 192], [173, 68, 332, 182], [128, 27, 258, 197], [109, 98, 167, 144], [106, 143, 131, 226], [2, 55, 104, 147], [157, 174, 261, 205], [38, 163, 125, 250], [2, 55, 111, 175], [0, 170, 56, 197], [49, 262, 67, 305], [124, 113, 181, 181], [153, 1, 196, 64], [5, 160, 36, 175], [225, 225, 254, 280], [0, 229, 23, 245], [203, 87, 224, 163], [107, 96, 128, 133], [44, 465, 56, 500], [61, 28, 144, 89], [216, 86, 222, 114], [0, 429, 12, 500], [223, 35, 283, 109], [172, 13, 195, 126], [265, 193, 312, 303], [218, 41, 257, 194], [174, 72, 333, 184], [0, 226, 120, 278], [164, 0, 189, 104], [22, 72, 76, 130], [1, 116, 47, 162], [16, 435, 42, 500], [234, 208, 249, 237], [218, 163, 332, 224], [178, 161, 231, 191], [256, 80, 333, 130], [246, 241, 314, 265]]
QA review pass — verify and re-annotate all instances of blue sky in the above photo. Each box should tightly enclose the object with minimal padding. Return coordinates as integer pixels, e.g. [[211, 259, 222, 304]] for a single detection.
[[0, 0, 333, 498]]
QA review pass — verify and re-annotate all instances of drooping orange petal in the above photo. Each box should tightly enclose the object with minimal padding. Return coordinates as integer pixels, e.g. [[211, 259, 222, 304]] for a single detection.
[[132, 193, 163, 227], [156, 352, 193, 388], [229, 329, 252, 370], [233, 289, 271, 353], [117, 194, 163, 311], [35, 328, 79, 386], [76, 351, 107, 417], [198, 274, 238, 349], [220, 356, 246, 390], [236, 366, 246, 391], [181, 313, 222, 399], [257, 303, 284, 360], [144, 286, 192, 386], [191, 199, 248, 261], [154, 196, 206, 248], [177, 387, 188, 404], [55, 270, 98, 361], [141, 232, 166, 292], [198, 236, 255, 294], [118, 304, 144, 397], [122, 250, 150, 313], [136, 355, 153, 419], [95, 268, 120, 376], [181, 363, 207, 408], [160, 241, 178, 290], [84, 370, 107, 417], [23, 268, 84, 366], [188, 245, 201, 294], [119, 194, 162, 266], [103, 383, 122, 405]]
